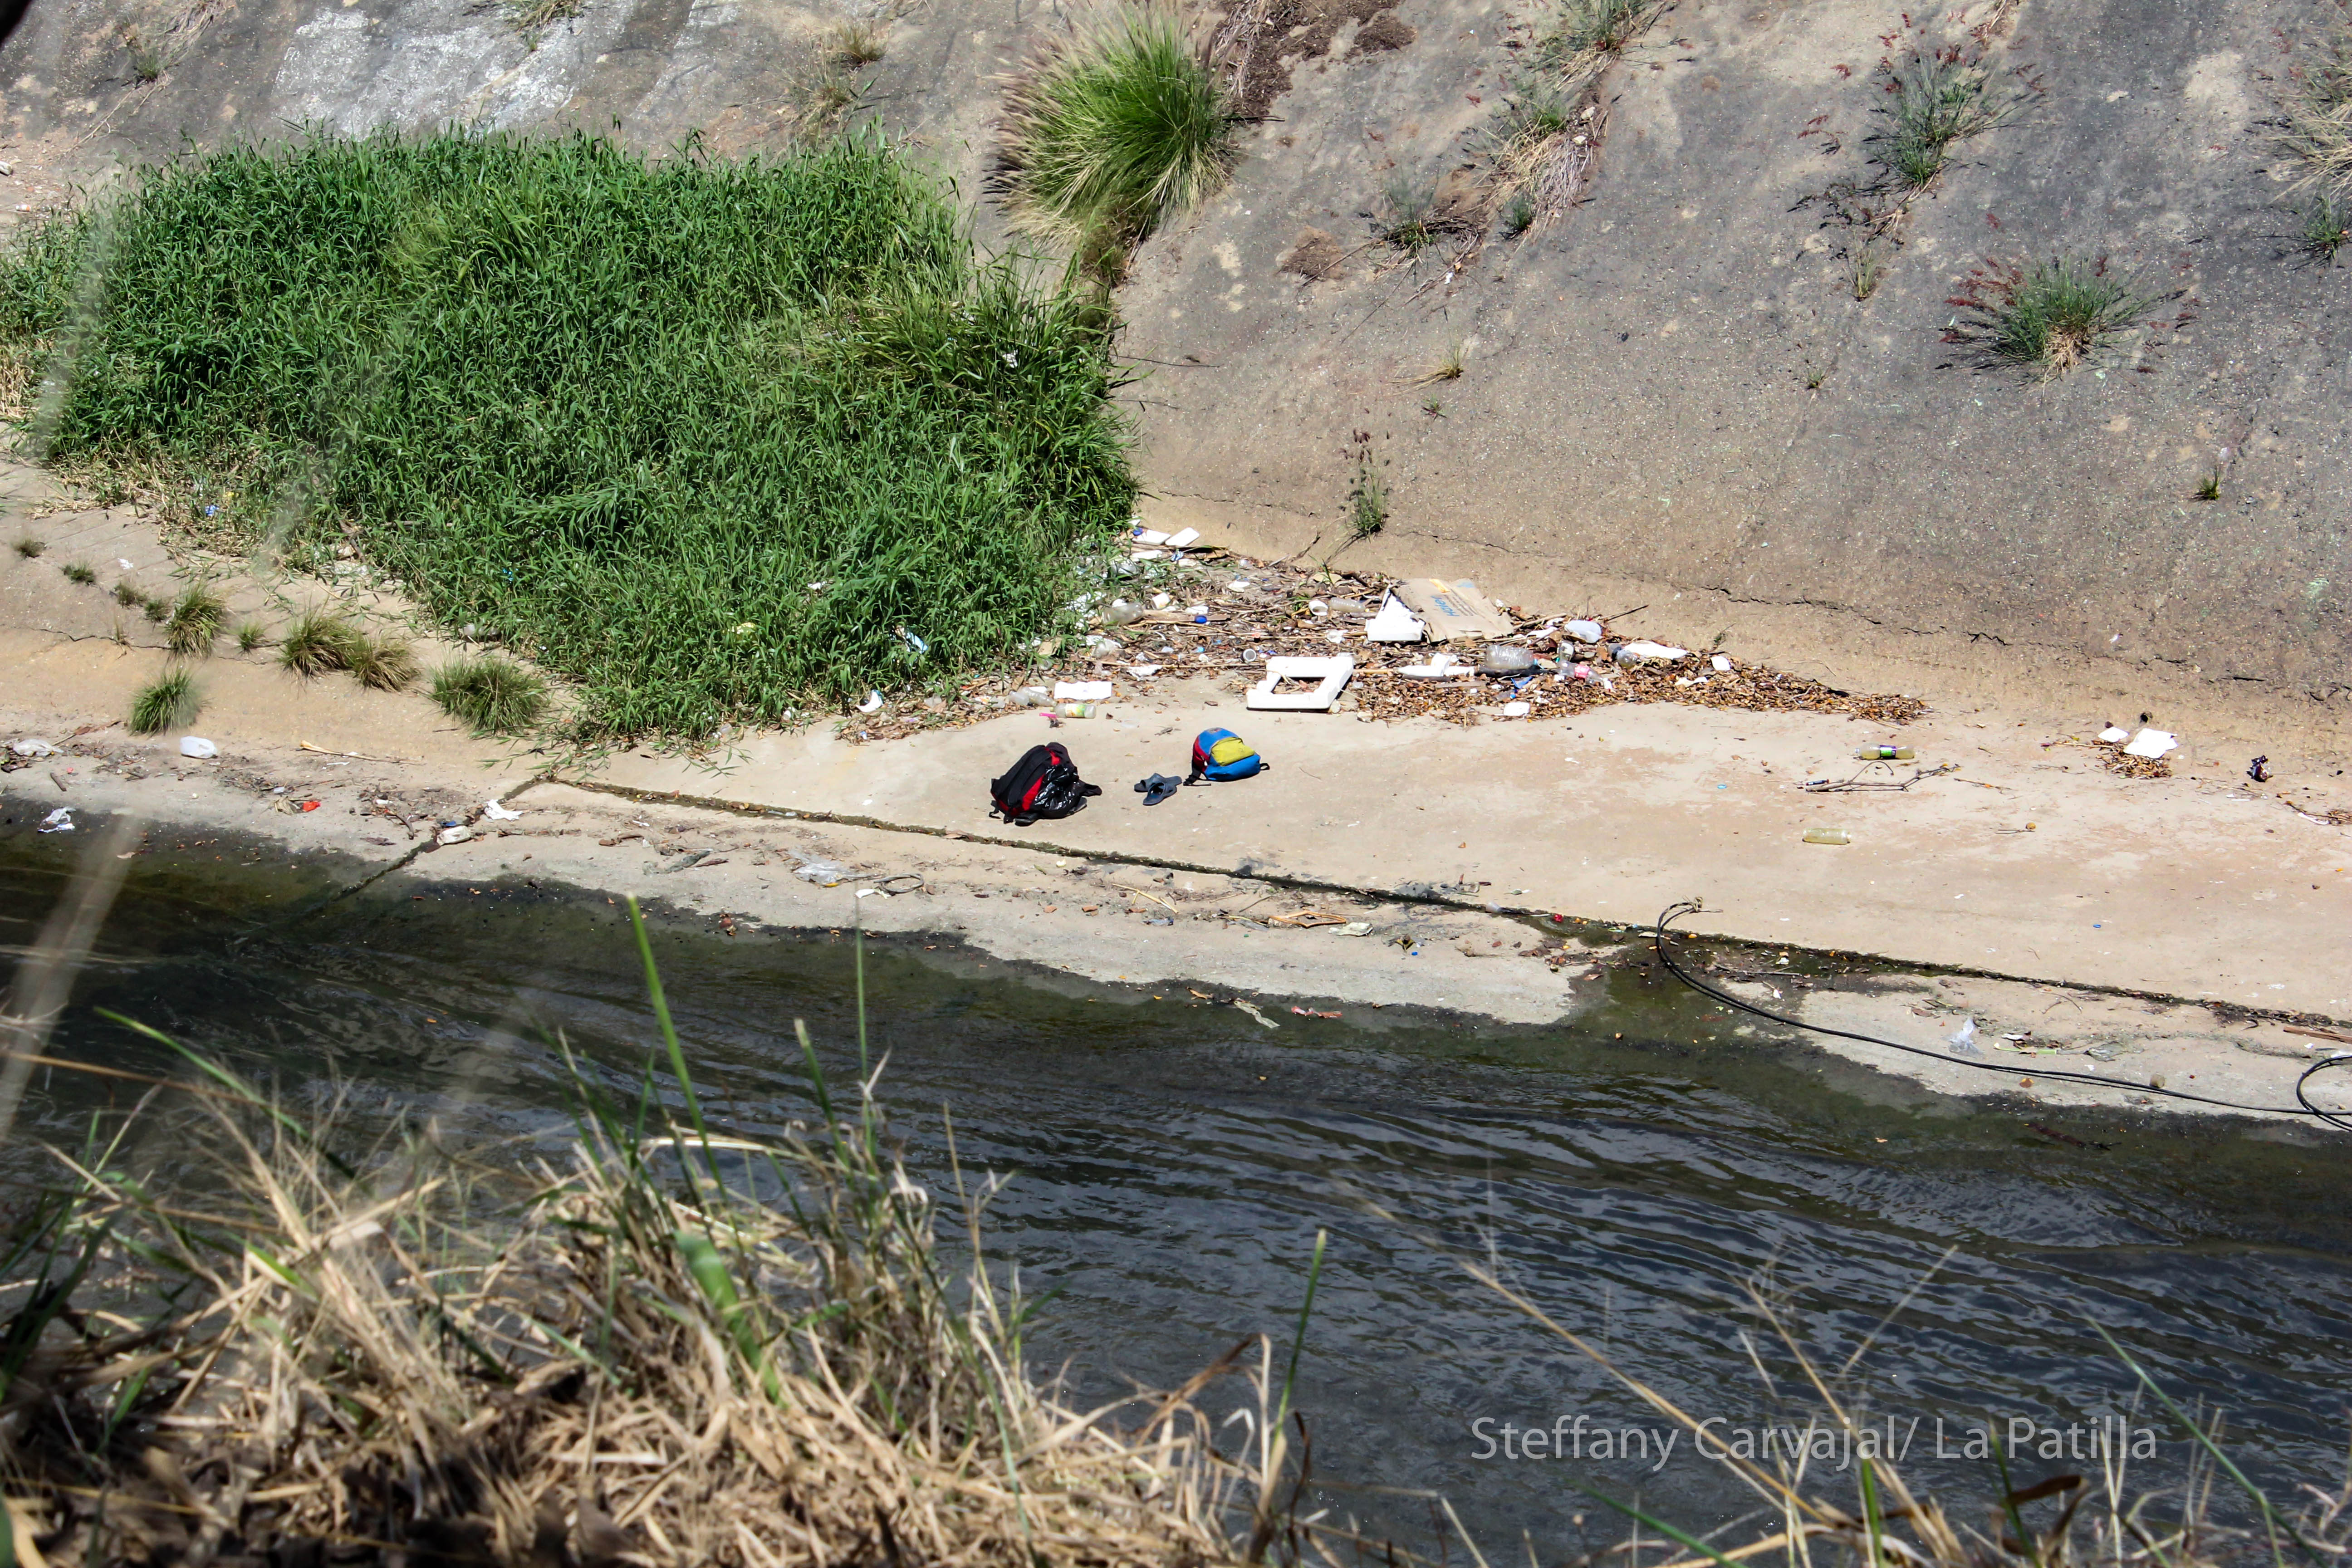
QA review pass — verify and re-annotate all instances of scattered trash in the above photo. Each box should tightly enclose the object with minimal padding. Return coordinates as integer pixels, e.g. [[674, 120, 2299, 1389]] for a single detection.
[[1232, 998, 1281, 1030], [11, 738, 57, 758], [1135, 773, 1183, 806], [1054, 681, 1113, 701], [1128, 664, 1161, 676], [1398, 652, 1465, 678], [2085, 1043, 2122, 1062], [1365, 593, 1429, 643], [794, 859, 851, 885], [1476, 644, 1540, 675], [1187, 604, 1210, 622], [1947, 1017, 1981, 1056], [1855, 745, 1915, 761], [988, 742, 1102, 825], [1393, 579, 1514, 641], [39, 807, 73, 833], [1268, 910, 1347, 928], [483, 799, 523, 820], [1564, 619, 1604, 642], [1190, 729, 1265, 781], [437, 824, 473, 845], [2248, 755, 2270, 783], [1338, 921, 1374, 936], [896, 626, 928, 655], [2097, 726, 2130, 743], [1804, 763, 1957, 793], [177, 736, 219, 759], [1802, 826, 1852, 845], [1132, 527, 1171, 546], [1711, 653, 1733, 673], [1289, 1005, 1342, 1019], [1615, 641, 1688, 663], [1246, 655, 1354, 711], [1057, 702, 1103, 719], [1164, 527, 1200, 550], [1499, 701, 1531, 717], [856, 691, 884, 715], [1152, 592, 1173, 609], [2121, 728, 2177, 760]]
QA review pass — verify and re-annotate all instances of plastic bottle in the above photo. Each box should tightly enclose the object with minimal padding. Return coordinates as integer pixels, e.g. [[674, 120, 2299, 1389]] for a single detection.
[[1059, 701, 1098, 718], [1854, 745, 1915, 760], [1802, 826, 1851, 846]]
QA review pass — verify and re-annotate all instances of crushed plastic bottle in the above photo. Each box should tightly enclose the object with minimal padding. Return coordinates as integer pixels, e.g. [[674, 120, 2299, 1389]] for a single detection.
[[1855, 745, 1916, 760], [1477, 644, 1540, 674], [1947, 1018, 1982, 1057], [1802, 826, 1851, 845]]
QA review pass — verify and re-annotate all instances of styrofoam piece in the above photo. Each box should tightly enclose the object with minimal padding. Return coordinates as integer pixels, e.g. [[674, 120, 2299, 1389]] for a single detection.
[[1615, 640, 1689, 662], [1054, 681, 1113, 701], [1398, 652, 1463, 677], [178, 736, 218, 758], [1164, 527, 1200, 549], [1131, 528, 1171, 545], [1247, 655, 1355, 711], [1711, 653, 1732, 672], [1565, 619, 1604, 642], [1365, 593, 1428, 643], [2122, 728, 2178, 759], [2098, 726, 2130, 742], [1499, 701, 1531, 717]]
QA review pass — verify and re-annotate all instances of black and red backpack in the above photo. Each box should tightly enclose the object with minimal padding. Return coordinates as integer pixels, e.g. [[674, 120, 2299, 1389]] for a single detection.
[[989, 742, 1102, 826]]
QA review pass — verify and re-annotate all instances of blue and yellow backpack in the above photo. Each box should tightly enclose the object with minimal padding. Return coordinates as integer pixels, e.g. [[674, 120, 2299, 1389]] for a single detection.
[[1189, 728, 1265, 783]]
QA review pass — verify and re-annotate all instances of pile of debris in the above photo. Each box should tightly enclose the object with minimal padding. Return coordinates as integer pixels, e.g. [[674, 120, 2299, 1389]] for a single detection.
[[840, 541, 1928, 742]]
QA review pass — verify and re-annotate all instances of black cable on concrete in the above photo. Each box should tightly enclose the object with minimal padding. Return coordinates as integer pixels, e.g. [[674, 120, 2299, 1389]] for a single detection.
[[1648, 902, 2352, 1130]]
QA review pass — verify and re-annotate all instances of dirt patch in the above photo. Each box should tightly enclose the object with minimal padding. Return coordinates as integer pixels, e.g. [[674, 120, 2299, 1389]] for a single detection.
[[1349, 12, 1416, 54], [1277, 226, 1345, 280], [1215, 0, 1412, 122]]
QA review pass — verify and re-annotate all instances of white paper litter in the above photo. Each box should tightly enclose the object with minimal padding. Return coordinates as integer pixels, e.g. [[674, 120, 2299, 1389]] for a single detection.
[[2098, 726, 2130, 743], [1054, 681, 1113, 701], [1615, 641, 1689, 663], [2122, 728, 2178, 759], [178, 736, 218, 758], [437, 825, 473, 845], [1565, 619, 1604, 642], [1365, 593, 1428, 643], [1163, 527, 1200, 549], [483, 799, 523, 820], [1499, 701, 1531, 717], [11, 738, 57, 758], [1131, 528, 1171, 546], [856, 691, 885, 714], [1711, 653, 1733, 672], [39, 807, 74, 833], [1127, 664, 1161, 676]]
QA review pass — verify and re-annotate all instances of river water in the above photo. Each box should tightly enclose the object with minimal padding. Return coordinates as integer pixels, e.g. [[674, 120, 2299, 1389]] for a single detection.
[[7, 833, 2351, 1553]]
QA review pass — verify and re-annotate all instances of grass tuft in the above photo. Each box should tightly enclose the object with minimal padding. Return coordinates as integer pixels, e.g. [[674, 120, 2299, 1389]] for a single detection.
[[832, 18, 888, 65], [1850, 242, 1884, 299], [1538, 0, 1659, 72], [1501, 191, 1538, 238], [278, 608, 369, 676], [2301, 192, 2349, 261], [1870, 50, 2014, 189], [62, 560, 96, 584], [111, 579, 141, 607], [127, 666, 199, 732], [1948, 255, 2160, 375], [12, 535, 43, 558], [351, 633, 419, 691], [433, 653, 550, 734], [1348, 459, 1387, 537], [233, 617, 266, 651], [1380, 177, 1437, 253], [993, 9, 1243, 247], [2279, 31, 2352, 199], [165, 582, 226, 655], [143, 593, 170, 623], [2194, 467, 2222, 500], [0, 130, 1135, 739]]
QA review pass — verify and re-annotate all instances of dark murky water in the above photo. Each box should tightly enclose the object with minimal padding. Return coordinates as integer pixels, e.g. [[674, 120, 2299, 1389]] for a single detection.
[[7, 829, 2351, 1551]]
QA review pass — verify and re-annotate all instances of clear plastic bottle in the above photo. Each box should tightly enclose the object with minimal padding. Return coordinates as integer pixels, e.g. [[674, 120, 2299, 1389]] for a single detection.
[[1803, 826, 1852, 845], [1059, 701, 1098, 718], [1854, 745, 1915, 760]]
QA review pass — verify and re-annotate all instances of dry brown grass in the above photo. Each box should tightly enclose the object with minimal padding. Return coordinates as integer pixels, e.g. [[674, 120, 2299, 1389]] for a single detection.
[[2280, 32, 2352, 198], [0, 907, 1309, 1568]]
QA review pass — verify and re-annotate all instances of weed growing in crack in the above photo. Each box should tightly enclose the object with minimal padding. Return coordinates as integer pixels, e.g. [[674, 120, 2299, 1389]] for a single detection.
[[1871, 49, 2015, 190], [2194, 468, 2222, 501], [2300, 193, 2349, 261], [1947, 256, 2161, 375], [165, 582, 225, 656], [233, 618, 266, 652], [12, 535, 43, 558], [1494, 77, 1573, 146], [128, 666, 199, 733], [832, 19, 888, 65], [1380, 177, 1437, 253], [62, 561, 96, 585], [1501, 191, 1538, 238], [1538, 0, 1660, 74], [1415, 343, 1465, 384], [1850, 244, 1884, 299]]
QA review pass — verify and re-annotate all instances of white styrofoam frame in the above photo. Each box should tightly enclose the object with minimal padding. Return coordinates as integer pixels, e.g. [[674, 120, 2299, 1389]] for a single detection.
[[1247, 655, 1355, 711]]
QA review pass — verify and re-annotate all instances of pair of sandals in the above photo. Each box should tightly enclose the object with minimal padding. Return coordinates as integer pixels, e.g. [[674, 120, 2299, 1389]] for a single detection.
[[1133, 773, 1188, 806]]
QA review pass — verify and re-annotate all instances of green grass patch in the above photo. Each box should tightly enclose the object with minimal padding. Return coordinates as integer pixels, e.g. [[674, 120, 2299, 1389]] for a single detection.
[[62, 561, 96, 584], [1537, 0, 1661, 74], [12, 535, 42, 558], [166, 583, 226, 655], [993, 10, 1242, 247], [1869, 51, 2014, 190], [128, 666, 199, 733], [1, 130, 1136, 738], [233, 618, 266, 652], [1948, 255, 2160, 375], [433, 653, 550, 734], [279, 609, 368, 677], [2300, 193, 2349, 261]]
